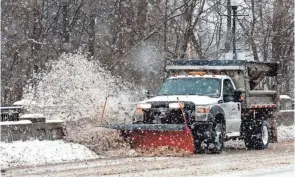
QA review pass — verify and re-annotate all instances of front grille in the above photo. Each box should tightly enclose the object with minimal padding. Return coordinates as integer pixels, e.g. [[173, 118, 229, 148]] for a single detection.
[[150, 101, 169, 108], [143, 109, 184, 124], [143, 101, 195, 124]]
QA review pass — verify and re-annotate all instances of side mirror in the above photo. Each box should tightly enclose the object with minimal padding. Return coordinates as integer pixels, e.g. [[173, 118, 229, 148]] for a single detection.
[[234, 90, 243, 102], [223, 93, 234, 102]]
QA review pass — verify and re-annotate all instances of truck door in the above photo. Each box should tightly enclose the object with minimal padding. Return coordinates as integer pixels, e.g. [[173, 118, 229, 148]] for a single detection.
[[222, 79, 241, 133]]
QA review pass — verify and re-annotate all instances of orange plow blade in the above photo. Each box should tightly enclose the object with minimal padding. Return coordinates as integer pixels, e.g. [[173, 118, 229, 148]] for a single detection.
[[100, 124, 195, 154], [130, 126, 194, 154]]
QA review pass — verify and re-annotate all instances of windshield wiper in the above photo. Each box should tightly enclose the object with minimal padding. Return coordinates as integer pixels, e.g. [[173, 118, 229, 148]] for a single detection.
[[194, 93, 220, 98], [157, 94, 170, 96]]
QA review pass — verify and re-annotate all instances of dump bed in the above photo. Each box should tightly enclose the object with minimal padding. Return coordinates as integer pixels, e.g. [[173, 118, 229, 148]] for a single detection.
[[165, 59, 279, 109]]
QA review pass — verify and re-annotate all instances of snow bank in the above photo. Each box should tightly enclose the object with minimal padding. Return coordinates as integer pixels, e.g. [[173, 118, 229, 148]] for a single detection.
[[280, 95, 292, 100], [12, 99, 37, 106], [0, 140, 100, 168], [23, 52, 140, 123], [0, 120, 31, 125], [20, 113, 45, 118]]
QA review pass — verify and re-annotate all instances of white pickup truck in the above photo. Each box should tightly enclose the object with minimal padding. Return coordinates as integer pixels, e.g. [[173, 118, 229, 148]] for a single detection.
[[132, 60, 279, 153]]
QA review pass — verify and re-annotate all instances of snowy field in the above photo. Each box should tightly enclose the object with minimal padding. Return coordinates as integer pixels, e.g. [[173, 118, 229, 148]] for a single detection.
[[0, 140, 100, 169]]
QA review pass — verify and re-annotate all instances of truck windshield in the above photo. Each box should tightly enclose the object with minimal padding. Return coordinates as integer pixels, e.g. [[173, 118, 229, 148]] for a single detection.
[[158, 78, 221, 97]]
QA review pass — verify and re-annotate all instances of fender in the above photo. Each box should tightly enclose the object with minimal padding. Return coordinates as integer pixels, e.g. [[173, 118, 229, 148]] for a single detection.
[[208, 105, 225, 122]]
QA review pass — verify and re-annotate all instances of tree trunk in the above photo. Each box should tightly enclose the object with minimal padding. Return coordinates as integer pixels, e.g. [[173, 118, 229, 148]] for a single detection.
[[88, 13, 95, 57], [224, 0, 231, 53], [135, 0, 148, 41], [250, 0, 258, 61], [62, 0, 69, 43], [180, 1, 194, 58]]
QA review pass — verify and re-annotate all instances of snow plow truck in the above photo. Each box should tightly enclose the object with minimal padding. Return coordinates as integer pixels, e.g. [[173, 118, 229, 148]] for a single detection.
[[102, 59, 280, 154]]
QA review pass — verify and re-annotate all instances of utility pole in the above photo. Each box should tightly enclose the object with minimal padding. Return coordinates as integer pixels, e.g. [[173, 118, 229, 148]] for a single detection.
[[231, 0, 239, 60]]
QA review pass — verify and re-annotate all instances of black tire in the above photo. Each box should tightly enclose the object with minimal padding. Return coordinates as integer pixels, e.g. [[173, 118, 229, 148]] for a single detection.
[[193, 138, 203, 154], [208, 122, 225, 154], [244, 120, 269, 150], [191, 127, 203, 154], [193, 121, 225, 154]]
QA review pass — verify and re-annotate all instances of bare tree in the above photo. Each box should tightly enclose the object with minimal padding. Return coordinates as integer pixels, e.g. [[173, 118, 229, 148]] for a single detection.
[[1, 0, 294, 105]]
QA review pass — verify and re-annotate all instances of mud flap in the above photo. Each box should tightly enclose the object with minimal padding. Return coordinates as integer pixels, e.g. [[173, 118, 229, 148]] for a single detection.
[[100, 124, 195, 154]]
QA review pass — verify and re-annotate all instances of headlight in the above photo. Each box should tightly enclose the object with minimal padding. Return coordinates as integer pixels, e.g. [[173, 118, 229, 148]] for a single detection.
[[169, 102, 184, 109], [196, 107, 210, 113], [195, 106, 210, 121], [195, 114, 208, 121], [133, 108, 144, 122], [137, 103, 152, 109]]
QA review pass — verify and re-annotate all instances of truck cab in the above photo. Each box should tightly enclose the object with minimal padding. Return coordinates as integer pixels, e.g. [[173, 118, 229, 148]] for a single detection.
[[136, 74, 241, 132], [133, 60, 279, 153]]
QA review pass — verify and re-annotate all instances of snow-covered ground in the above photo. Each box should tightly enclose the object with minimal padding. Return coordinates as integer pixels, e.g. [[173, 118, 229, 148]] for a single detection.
[[5, 140, 294, 177], [278, 125, 294, 141], [0, 140, 100, 169], [202, 165, 295, 177], [1, 125, 293, 169]]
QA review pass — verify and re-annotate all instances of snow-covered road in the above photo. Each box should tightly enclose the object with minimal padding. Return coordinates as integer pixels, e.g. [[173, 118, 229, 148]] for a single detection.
[[205, 165, 294, 177], [2, 141, 294, 177]]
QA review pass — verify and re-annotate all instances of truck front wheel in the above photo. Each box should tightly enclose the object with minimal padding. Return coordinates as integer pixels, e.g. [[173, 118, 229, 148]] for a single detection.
[[193, 121, 225, 154], [244, 120, 269, 150], [210, 122, 224, 153]]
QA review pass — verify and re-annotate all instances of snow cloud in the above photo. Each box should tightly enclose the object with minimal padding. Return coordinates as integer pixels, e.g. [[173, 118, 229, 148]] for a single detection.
[[23, 52, 140, 123]]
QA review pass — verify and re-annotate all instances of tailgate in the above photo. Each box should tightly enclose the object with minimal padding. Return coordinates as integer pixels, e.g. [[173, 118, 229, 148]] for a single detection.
[[247, 90, 277, 108]]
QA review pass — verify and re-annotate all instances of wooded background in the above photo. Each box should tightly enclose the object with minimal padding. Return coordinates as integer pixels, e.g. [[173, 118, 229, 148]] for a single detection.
[[1, 0, 294, 105]]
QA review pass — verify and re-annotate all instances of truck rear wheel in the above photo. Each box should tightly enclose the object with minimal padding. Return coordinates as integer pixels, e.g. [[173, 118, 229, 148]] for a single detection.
[[244, 120, 269, 150]]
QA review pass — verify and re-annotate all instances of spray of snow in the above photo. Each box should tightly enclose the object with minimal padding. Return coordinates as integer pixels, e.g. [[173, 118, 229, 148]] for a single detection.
[[64, 119, 132, 156], [23, 52, 140, 123], [130, 42, 163, 73], [0, 140, 100, 168], [128, 42, 165, 92], [20, 53, 143, 156]]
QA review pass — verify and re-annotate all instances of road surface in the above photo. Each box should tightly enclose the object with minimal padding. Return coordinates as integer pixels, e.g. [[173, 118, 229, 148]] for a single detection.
[[2, 141, 294, 177]]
